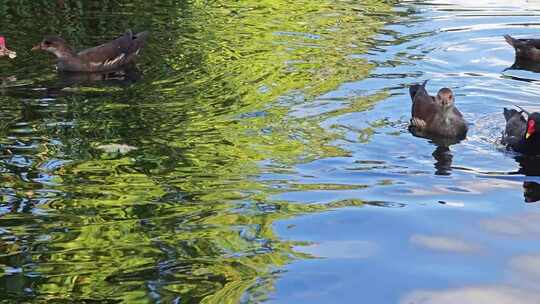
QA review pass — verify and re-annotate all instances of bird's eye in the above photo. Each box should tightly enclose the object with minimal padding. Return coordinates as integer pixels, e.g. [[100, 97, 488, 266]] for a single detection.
[[43, 40, 51, 46]]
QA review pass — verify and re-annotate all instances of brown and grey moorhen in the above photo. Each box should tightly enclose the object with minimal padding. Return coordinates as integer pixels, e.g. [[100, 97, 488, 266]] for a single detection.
[[504, 35, 540, 62], [32, 30, 148, 72], [502, 107, 540, 155], [408, 80, 468, 139], [0, 36, 16, 58]]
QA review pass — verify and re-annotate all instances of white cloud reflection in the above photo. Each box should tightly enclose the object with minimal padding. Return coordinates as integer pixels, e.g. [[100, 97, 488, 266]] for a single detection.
[[481, 212, 540, 238], [402, 218, 540, 304], [410, 234, 480, 253], [293, 240, 377, 259], [508, 254, 540, 289], [401, 254, 540, 304], [401, 285, 540, 304]]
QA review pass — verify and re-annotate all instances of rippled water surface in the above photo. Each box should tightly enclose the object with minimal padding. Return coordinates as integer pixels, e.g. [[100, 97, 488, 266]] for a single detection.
[[2, 0, 540, 303]]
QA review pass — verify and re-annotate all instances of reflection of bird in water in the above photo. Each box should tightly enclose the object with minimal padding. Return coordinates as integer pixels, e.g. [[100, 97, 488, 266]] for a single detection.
[[504, 59, 540, 74], [523, 181, 540, 203], [57, 63, 142, 87], [0, 76, 17, 95], [515, 155, 540, 176], [432, 146, 453, 176], [30, 63, 143, 100], [0, 65, 142, 100]]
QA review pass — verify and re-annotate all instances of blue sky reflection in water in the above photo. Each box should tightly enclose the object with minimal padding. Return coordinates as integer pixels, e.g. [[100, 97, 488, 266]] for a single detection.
[[1, 0, 540, 303], [271, 0, 540, 303]]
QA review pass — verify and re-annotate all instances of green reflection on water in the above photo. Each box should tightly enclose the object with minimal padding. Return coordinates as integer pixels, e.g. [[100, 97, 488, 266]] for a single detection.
[[0, 0, 395, 302]]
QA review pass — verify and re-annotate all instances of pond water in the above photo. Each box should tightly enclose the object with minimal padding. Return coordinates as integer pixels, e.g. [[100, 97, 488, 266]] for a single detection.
[[1, 0, 540, 303]]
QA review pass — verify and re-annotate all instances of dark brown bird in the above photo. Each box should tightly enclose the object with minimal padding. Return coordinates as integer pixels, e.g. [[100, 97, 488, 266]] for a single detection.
[[504, 35, 540, 62], [502, 107, 540, 155], [523, 181, 540, 203], [0, 36, 16, 59], [32, 30, 148, 72], [409, 80, 468, 139]]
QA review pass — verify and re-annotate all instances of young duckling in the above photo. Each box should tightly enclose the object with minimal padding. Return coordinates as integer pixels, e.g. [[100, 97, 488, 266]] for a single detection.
[[408, 80, 468, 139]]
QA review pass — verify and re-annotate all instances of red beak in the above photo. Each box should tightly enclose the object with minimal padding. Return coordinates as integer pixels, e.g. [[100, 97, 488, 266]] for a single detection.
[[526, 120, 535, 140]]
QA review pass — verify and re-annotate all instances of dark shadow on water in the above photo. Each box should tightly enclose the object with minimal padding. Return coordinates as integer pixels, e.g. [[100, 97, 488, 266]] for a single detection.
[[507, 156, 540, 203], [0, 76, 18, 96], [515, 155, 540, 176], [409, 127, 465, 176], [0, 64, 143, 100], [42, 64, 143, 98], [432, 145, 453, 176], [57, 63, 142, 88], [505, 58, 540, 74]]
